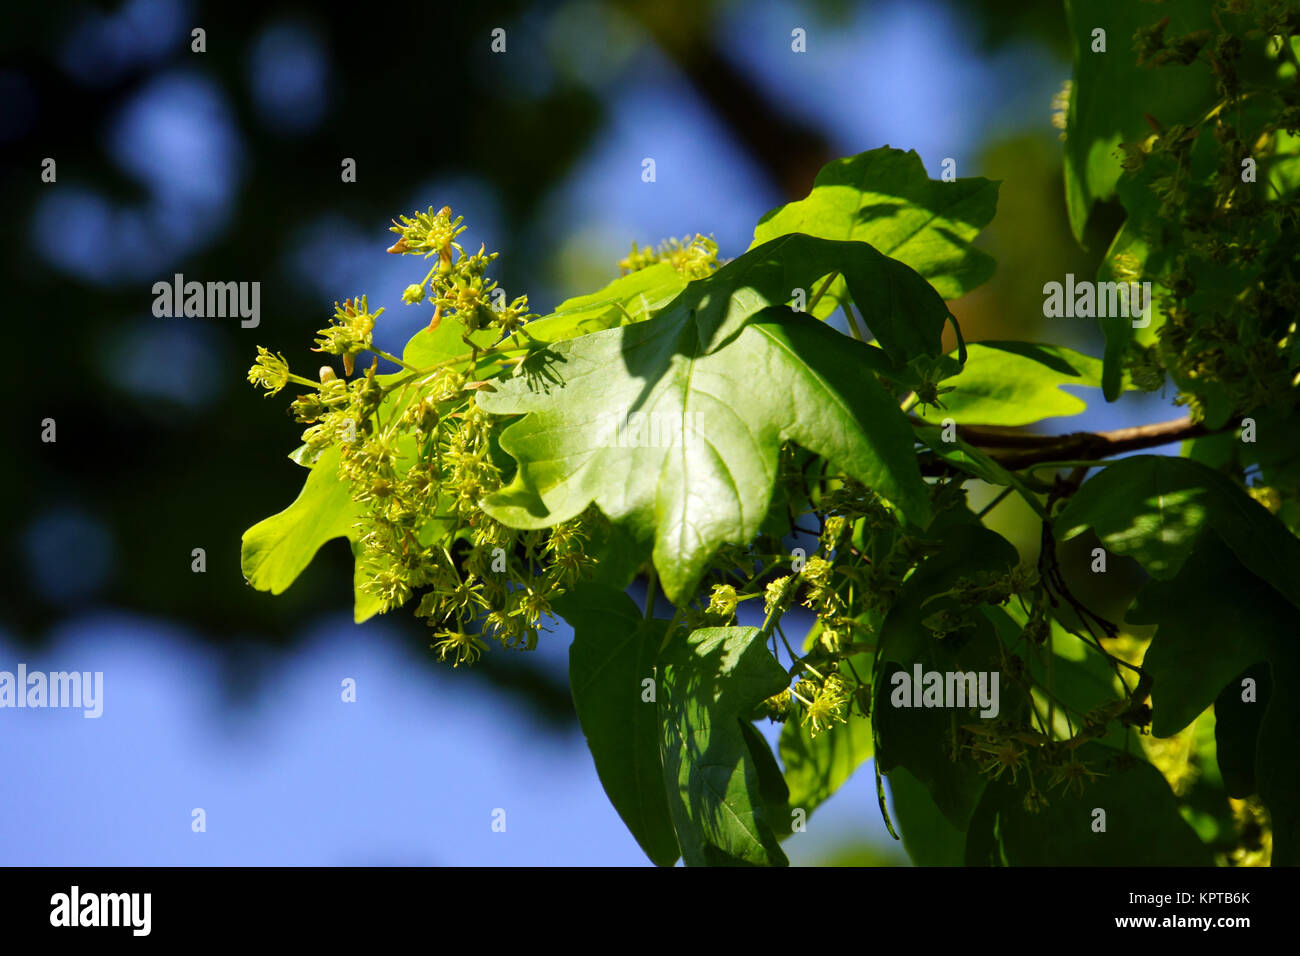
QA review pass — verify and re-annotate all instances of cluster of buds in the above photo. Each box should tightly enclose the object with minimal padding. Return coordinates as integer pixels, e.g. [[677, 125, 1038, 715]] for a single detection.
[[390, 205, 537, 339], [313, 296, 383, 376], [793, 673, 850, 738], [618, 234, 720, 280], [705, 583, 740, 623], [754, 688, 793, 723]]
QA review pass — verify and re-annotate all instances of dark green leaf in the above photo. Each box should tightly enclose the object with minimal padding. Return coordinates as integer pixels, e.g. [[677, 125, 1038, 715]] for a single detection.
[[1120, 530, 1300, 863], [873, 523, 1019, 827], [888, 766, 970, 865], [990, 743, 1213, 865], [658, 626, 791, 866], [1126, 534, 1277, 737], [1062, 0, 1217, 242], [554, 585, 680, 867], [1214, 664, 1271, 799], [1055, 455, 1300, 611], [741, 722, 793, 837], [1256, 652, 1300, 865]]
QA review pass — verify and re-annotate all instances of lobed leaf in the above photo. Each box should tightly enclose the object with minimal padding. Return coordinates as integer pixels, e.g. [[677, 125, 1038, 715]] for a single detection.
[[241, 445, 360, 602], [1126, 533, 1278, 738], [1062, 0, 1217, 243], [983, 743, 1213, 865], [554, 585, 680, 867], [1055, 455, 1300, 610], [1125, 534, 1300, 863], [753, 147, 1000, 301], [480, 235, 944, 604], [658, 626, 791, 866], [936, 341, 1113, 426]]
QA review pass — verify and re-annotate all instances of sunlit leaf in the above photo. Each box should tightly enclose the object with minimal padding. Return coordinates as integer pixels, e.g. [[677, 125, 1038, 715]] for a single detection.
[[753, 147, 999, 301], [480, 235, 944, 603]]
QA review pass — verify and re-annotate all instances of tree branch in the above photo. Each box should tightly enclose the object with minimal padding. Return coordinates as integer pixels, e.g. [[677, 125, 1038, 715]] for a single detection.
[[920, 416, 1211, 474]]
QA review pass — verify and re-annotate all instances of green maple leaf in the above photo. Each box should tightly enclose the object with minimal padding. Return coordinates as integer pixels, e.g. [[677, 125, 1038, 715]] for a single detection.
[[1055, 455, 1300, 608], [936, 341, 1118, 426], [1062, 0, 1217, 243], [241, 445, 385, 623], [477, 235, 941, 604], [658, 626, 791, 866], [753, 146, 1000, 302], [554, 585, 680, 867]]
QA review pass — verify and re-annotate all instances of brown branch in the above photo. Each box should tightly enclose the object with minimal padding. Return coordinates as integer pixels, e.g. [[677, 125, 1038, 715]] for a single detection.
[[984, 416, 1208, 469], [920, 416, 1213, 474]]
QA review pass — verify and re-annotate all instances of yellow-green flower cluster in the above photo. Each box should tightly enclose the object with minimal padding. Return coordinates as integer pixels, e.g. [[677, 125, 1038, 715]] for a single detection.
[[618, 234, 720, 280], [387, 205, 467, 260], [706, 583, 740, 622], [795, 674, 850, 738], [390, 206, 537, 341], [763, 575, 795, 617], [246, 209, 599, 665], [313, 296, 384, 376]]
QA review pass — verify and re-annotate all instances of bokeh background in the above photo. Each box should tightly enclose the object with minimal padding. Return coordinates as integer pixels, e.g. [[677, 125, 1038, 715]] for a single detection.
[[1, 0, 1156, 865]]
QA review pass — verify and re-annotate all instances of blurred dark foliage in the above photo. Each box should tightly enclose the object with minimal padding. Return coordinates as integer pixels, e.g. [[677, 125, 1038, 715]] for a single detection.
[[0, 0, 1069, 725], [0, 0, 836, 725]]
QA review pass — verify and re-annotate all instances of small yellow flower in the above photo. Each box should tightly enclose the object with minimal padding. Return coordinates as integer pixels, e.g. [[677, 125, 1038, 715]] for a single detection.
[[799, 555, 835, 607], [388, 206, 466, 258], [976, 739, 1026, 783], [764, 575, 795, 616], [618, 235, 718, 279], [247, 346, 290, 396], [1049, 756, 1104, 797], [431, 629, 487, 667], [798, 675, 849, 738], [802, 693, 847, 737], [756, 688, 793, 722], [820, 515, 848, 551], [313, 296, 384, 359], [707, 584, 739, 621]]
